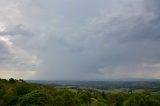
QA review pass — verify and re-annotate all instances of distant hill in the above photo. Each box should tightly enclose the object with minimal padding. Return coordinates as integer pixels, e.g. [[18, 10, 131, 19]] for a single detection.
[[27, 79, 160, 89]]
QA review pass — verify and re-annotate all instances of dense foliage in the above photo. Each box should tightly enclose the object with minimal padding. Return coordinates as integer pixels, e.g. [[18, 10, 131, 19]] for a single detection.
[[0, 78, 160, 106]]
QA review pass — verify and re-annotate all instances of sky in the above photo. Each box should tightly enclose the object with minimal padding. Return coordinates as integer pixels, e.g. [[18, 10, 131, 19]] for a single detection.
[[0, 0, 160, 80]]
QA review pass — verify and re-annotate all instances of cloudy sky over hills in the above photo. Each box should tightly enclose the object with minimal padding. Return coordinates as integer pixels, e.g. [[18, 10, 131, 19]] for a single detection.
[[0, 0, 160, 80]]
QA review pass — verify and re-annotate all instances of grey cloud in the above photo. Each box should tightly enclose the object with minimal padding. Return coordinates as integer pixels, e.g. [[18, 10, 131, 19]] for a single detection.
[[32, 0, 160, 80], [0, 24, 33, 36], [0, 25, 38, 72], [0, 42, 12, 64], [1, 0, 160, 80]]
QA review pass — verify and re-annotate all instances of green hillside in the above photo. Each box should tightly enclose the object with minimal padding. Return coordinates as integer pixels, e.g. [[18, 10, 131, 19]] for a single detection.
[[0, 78, 160, 106]]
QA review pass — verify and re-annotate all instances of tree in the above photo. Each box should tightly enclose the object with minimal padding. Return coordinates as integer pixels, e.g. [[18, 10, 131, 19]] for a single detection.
[[9, 78, 16, 84]]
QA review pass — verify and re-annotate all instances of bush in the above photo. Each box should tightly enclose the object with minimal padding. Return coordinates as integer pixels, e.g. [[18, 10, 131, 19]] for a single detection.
[[18, 90, 49, 106], [13, 83, 31, 95]]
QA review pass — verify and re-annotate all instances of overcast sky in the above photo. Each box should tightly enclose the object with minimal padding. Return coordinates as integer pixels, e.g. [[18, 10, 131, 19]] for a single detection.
[[0, 0, 160, 80]]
